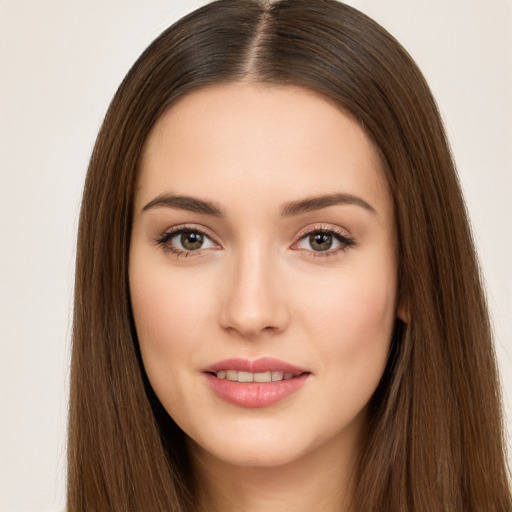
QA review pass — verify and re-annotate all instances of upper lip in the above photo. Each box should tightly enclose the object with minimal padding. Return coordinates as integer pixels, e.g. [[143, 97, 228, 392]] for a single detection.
[[203, 357, 310, 374]]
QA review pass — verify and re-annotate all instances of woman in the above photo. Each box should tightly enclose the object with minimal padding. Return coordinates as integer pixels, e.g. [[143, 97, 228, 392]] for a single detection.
[[67, 0, 512, 510]]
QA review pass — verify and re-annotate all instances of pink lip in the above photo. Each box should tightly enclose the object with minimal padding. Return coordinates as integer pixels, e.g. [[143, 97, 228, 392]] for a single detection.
[[203, 357, 308, 374], [203, 357, 311, 408]]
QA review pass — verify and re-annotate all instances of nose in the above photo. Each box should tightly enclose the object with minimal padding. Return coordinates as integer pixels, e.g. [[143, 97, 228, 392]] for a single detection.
[[219, 245, 290, 339]]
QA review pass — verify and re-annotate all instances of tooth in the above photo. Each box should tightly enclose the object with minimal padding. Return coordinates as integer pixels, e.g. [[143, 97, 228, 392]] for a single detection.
[[238, 371, 253, 382], [271, 371, 284, 382], [284, 373, 295, 380], [226, 370, 238, 381], [253, 371, 272, 383], [216, 370, 226, 379]]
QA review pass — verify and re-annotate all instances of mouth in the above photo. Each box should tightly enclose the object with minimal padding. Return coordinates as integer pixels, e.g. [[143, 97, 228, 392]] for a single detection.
[[203, 357, 311, 408], [209, 370, 306, 383]]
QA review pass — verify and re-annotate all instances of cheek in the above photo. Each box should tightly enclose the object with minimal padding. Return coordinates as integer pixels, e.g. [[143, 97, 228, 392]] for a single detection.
[[130, 258, 212, 356], [300, 259, 397, 393], [128, 251, 217, 415]]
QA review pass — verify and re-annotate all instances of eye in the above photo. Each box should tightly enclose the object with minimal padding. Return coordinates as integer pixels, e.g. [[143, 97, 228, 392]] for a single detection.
[[294, 227, 355, 255], [156, 227, 219, 255]]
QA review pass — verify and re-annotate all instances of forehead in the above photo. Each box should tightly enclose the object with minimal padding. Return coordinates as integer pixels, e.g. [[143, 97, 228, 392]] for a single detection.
[[137, 83, 391, 218]]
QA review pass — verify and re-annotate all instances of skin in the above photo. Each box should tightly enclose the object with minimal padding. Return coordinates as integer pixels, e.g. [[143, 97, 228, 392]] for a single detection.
[[129, 83, 403, 512]]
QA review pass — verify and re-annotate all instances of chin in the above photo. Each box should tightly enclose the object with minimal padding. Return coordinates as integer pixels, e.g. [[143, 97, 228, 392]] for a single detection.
[[197, 439, 307, 469], [187, 417, 348, 471]]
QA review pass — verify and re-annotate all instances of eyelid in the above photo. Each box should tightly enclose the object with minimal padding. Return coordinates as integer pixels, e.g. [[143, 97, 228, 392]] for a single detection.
[[291, 223, 356, 256], [154, 223, 222, 255], [154, 222, 355, 258], [294, 223, 350, 239]]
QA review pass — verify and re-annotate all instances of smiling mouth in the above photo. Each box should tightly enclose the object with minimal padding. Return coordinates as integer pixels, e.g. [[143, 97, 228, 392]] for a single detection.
[[210, 370, 306, 383], [205, 369, 310, 408], [203, 357, 311, 406]]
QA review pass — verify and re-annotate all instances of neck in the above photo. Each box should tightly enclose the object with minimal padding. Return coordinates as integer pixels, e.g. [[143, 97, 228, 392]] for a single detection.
[[189, 428, 361, 512]]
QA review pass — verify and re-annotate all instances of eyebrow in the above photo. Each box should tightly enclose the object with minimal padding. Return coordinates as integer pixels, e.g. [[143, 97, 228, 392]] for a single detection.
[[281, 193, 377, 216], [141, 192, 377, 217], [142, 194, 224, 216]]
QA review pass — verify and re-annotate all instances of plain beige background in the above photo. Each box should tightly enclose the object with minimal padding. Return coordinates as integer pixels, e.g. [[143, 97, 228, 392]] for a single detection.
[[1, 1, 511, 510]]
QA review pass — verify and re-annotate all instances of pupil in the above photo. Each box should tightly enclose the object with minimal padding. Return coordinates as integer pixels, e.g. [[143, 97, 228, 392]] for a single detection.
[[181, 232, 203, 250], [310, 232, 333, 251]]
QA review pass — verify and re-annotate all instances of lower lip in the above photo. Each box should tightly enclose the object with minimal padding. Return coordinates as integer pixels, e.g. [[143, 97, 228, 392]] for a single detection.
[[204, 373, 310, 408]]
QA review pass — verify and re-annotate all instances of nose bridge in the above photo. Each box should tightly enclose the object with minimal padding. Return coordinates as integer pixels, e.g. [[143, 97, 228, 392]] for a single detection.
[[220, 239, 288, 337]]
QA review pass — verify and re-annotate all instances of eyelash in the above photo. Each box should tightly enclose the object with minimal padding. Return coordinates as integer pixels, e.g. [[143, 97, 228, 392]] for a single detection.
[[154, 224, 356, 258], [293, 225, 356, 258], [154, 225, 216, 257]]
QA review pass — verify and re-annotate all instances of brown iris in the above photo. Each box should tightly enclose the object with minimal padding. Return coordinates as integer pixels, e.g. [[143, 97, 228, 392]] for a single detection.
[[180, 231, 204, 250], [309, 232, 333, 251]]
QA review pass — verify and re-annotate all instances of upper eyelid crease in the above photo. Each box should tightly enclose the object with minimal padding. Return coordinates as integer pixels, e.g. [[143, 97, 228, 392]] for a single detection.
[[156, 225, 217, 242], [296, 223, 350, 237]]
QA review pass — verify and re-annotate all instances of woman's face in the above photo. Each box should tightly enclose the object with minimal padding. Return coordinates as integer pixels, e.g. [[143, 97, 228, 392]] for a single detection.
[[129, 83, 401, 469]]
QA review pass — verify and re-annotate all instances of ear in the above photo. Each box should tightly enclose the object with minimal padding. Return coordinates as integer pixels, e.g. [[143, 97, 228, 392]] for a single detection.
[[397, 294, 409, 323]]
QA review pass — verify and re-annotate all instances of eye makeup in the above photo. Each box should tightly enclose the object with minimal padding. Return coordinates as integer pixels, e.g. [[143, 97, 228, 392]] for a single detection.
[[154, 224, 220, 257], [293, 226, 355, 258], [153, 222, 356, 259]]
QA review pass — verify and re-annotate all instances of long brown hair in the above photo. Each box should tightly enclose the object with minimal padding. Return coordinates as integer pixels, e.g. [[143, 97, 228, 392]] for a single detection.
[[68, 1, 511, 510]]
